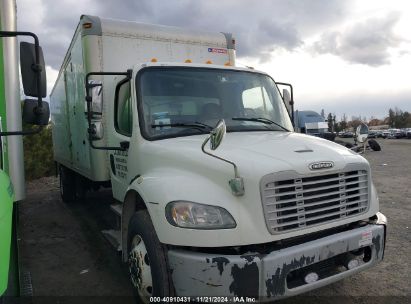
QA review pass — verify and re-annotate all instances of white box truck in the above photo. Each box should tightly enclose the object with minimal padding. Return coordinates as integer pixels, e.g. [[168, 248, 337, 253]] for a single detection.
[[50, 15, 386, 301]]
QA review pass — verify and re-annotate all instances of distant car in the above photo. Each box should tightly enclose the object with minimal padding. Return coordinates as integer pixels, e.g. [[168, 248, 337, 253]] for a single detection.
[[368, 131, 377, 138], [386, 129, 402, 139], [318, 132, 336, 141], [375, 130, 384, 138], [392, 129, 403, 139], [399, 129, 408, 138], [340, 131, 354, 138], [381, 130, 390, 138]]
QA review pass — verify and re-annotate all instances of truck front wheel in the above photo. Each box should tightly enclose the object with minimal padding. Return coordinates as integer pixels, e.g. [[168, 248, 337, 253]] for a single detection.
[[127, 210, 173, 302]]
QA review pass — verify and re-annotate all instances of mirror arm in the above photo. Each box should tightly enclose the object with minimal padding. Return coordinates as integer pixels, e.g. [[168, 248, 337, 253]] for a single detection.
[[84, 70, 132, 151], [0, 31, 43, 109], [201, 136, 239, 178], [0, 125, 43, 137]]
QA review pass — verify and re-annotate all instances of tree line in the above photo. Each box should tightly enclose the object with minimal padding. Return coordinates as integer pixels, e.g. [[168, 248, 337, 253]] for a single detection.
[[321, 107, 411, 132], [21, 107, 411, 181], [23, 123, 54, 180]]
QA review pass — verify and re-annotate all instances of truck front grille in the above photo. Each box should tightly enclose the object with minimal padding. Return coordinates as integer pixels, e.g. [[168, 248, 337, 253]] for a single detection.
[[261, 168, 369, 234]]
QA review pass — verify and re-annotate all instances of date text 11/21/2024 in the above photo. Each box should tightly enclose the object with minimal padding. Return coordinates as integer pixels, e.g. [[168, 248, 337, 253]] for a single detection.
[[149, 296, 257, 303]]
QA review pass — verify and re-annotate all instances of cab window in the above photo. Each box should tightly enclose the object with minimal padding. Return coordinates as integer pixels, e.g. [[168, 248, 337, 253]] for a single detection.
[[115, 80, 132, 136], [242, 86, 274, 118]]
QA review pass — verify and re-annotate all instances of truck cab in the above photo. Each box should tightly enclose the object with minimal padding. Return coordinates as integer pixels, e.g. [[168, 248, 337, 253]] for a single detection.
[[51, 16, 386, 301], [109, 63, 386, 299]]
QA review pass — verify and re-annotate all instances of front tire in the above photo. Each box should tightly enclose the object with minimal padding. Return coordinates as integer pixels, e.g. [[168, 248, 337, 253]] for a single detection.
[[127, 210, 173, 303]]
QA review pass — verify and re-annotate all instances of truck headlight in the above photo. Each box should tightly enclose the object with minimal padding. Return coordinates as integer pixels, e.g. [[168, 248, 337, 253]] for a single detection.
[[165, 201, 236, 229]]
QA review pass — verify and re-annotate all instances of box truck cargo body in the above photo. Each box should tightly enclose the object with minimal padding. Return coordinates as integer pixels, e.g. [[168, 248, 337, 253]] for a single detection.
[[51, 15, 235, 184], [50, 15, 386, 301]]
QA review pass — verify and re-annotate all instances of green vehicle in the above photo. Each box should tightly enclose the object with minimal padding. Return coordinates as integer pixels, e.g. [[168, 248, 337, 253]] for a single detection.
[[0, 0, 49, 298], [0, 171, 14, 297]]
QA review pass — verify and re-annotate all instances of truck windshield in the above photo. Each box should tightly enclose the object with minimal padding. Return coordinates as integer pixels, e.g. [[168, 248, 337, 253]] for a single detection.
[[137, 67, 293, 140]]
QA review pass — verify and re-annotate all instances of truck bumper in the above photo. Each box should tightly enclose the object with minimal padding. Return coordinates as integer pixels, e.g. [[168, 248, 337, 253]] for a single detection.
[[168, 213, 386, 300]]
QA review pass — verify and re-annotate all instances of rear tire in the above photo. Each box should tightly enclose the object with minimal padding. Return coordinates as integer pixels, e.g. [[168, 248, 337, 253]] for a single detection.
[[59, 165, 76, 203], [127, 210, 173, 303], [74, 174, 87, 201], [59, 165, 86, 203], [368, 139, 381, 151]]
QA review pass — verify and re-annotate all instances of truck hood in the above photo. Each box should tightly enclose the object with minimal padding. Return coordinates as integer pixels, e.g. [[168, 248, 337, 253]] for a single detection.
[[149, 131, 364, 177], [140, 131, 375, 247]]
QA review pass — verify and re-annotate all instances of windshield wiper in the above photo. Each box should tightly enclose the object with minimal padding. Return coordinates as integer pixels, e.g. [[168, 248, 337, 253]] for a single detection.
[[151, 121, 213, 133], [232, 117, 290, 132]]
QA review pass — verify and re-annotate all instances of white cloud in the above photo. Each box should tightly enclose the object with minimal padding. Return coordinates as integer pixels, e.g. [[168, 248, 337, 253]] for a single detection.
[[45, 65, 59, 95], [15, 0, 411, 118], [311, 12, 404, 66]]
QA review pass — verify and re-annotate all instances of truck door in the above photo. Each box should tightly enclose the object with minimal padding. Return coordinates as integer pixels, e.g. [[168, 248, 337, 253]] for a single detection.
[[110, 77, 132, 200]]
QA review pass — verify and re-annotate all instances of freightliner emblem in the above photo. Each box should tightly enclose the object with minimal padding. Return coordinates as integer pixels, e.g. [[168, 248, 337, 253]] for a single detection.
[[309, 161, 334, 170]]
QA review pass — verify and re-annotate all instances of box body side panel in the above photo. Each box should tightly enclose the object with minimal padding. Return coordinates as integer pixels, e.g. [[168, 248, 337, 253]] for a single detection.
[[51, 17, 234, 182], [51, 31, 110, 181], [50, 69, 73, 167]]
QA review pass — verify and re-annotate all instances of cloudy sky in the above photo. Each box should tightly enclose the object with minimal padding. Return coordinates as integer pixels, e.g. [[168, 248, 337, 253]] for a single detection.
[[17, 0, 411, 120]]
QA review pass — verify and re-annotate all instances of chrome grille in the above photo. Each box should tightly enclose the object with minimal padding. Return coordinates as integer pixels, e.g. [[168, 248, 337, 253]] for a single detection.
[[261, 168, 369, 234]]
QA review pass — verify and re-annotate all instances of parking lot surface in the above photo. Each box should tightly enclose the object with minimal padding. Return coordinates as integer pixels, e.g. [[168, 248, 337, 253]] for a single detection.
[[19, 138, 411, 303]]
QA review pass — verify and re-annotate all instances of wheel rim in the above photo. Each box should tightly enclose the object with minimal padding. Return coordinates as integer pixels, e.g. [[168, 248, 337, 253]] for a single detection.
[[128, 235, 153, 302]]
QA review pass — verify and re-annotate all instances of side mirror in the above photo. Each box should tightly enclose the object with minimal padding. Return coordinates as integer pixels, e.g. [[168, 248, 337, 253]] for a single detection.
[[201, 119, 244, 196], [22, 99, 50, 126], [356, 123, 369, 143], [209, 119, 226, 150], [277, 82, 295, 127], [283, 89, 291, 103], [20, 42, 47, 97], [283, 89, 292, 115], [87, 80, 103, 115]]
